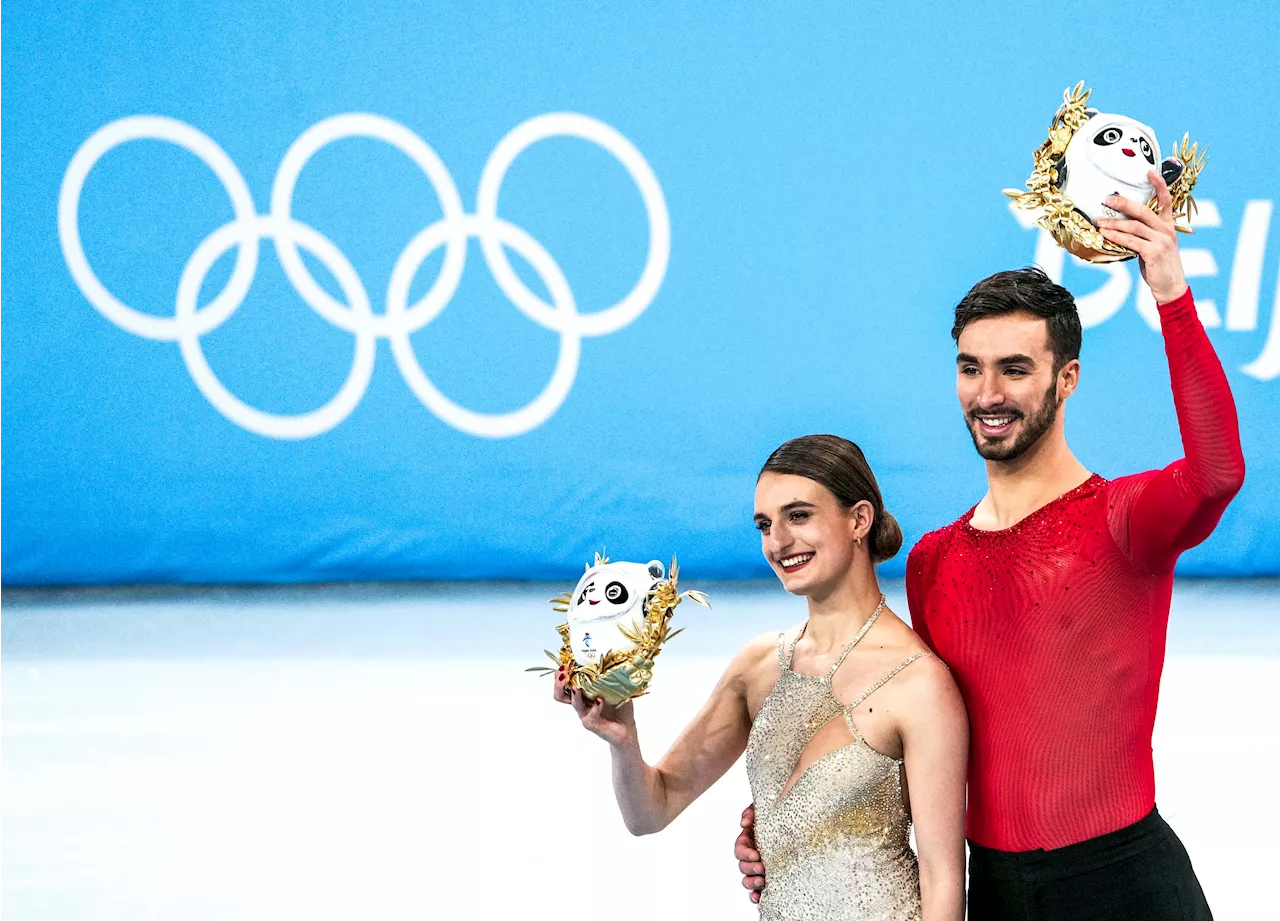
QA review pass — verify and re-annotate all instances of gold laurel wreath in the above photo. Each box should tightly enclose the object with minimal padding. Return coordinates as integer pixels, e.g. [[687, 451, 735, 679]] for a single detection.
[[526, 552, 711, 706], [1003, 81, 1207, 263]]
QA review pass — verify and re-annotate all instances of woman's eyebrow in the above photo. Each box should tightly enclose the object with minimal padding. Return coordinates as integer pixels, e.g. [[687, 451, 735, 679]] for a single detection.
[[778, 501, 816, 513], [755, 500, 816, 522]]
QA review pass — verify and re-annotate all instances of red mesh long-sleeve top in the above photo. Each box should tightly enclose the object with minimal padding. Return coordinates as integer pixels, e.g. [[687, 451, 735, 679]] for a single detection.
[[906, 289, 1245, 851]]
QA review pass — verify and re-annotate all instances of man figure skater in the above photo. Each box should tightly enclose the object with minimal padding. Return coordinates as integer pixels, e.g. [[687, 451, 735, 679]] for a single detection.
[[736, 172, 1244, 919]]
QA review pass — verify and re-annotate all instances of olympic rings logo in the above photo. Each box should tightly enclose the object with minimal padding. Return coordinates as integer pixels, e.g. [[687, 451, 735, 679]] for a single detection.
[[57, 113, 670, 439]]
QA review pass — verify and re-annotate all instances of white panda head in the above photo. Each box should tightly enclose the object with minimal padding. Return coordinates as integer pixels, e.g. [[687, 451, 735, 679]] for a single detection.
[[1061, 112, 1161, 223], [1082, 114, 1159, 182], [566, 559, 665, 666]]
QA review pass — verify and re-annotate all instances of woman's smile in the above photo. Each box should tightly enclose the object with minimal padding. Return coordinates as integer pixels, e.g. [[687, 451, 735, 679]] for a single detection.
[[779, 552, 814, 573]]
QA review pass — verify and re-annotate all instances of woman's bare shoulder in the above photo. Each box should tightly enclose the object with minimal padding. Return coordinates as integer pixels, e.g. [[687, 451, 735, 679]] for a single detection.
[[717, 629, 788, 691], [893, 646, 965, 723], [872, 610, 956, 691], [875, 605, 936, 657], [731, 630, 785, 672]]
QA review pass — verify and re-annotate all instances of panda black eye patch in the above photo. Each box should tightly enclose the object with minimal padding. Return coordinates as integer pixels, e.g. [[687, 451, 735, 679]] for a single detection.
[[605, 581, 629, 604], [1094, 127, 1123, 146]]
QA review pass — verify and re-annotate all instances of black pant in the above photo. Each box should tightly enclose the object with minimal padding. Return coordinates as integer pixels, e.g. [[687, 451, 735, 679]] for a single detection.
[[967, 807, 1212, 920]]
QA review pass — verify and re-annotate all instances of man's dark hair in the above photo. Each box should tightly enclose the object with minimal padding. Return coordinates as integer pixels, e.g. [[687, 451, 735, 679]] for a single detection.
[[951, 267, 1082, 371]]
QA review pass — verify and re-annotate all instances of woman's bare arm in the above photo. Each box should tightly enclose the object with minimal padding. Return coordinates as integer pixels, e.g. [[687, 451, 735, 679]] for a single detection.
[[556, 634, 773, 835], [899, 657, 968, 921]]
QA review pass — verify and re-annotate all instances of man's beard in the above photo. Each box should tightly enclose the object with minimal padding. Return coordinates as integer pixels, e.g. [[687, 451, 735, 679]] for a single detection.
[[966, 380, 1061, 462]]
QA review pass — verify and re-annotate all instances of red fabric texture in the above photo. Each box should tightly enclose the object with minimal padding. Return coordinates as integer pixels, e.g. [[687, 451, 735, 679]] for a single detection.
[[907, 289, 1245, 851]]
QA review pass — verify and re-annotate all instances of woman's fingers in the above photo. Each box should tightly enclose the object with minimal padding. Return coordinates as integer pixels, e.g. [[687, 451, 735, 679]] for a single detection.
[[571, 689, 613, 732], [552, 667, 572, 704]]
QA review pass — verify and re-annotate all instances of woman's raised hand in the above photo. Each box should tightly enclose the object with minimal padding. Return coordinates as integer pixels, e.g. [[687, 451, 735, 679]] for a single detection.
[[553, 665, 638, 748]]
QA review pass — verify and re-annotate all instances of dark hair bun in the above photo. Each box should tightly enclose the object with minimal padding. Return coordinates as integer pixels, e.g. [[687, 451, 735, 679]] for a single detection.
[[760, 434, 901, 566], [871, 509, 903, 563]]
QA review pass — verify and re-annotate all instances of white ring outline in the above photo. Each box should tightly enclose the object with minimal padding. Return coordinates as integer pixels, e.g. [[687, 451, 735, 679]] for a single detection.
[[177, 215, 377, 440], [269, 113, 469, 338], [476, 112, 671, 338], [58, 112, 669, 439], [387, 214, 581, 438], [58, 116, 260, 342]]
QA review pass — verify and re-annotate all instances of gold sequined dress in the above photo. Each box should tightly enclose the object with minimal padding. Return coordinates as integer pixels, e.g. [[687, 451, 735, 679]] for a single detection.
[[744, 608, 930, 920]]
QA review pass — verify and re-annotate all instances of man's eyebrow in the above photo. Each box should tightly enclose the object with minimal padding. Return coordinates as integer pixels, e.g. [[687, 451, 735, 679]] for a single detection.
[[956, 352, 1039, 366]]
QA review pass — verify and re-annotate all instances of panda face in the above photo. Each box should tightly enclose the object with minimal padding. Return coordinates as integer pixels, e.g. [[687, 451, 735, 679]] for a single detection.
[[568, 565, 646, 624], [1084, 117, 1159, 185], [565, 558, 666, 666], [577, 576, 629, 609]]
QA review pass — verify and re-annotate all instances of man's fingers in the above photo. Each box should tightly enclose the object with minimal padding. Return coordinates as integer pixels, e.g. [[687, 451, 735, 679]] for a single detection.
[[740, 803, 756, 825], [1104, 193, 1164, 232], [1096, 217, 1164, 242], [1151, 169, 1174, 221], [738, 860, 765, 875], [734, 837, 760, 862], [1098, 227, 1154, 255], [741, 873, 765, 890], [750, 891, 761, 904]]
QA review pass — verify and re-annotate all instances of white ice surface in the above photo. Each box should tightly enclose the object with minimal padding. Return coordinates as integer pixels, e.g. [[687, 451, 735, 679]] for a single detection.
[[3, 580, 1277, 919]]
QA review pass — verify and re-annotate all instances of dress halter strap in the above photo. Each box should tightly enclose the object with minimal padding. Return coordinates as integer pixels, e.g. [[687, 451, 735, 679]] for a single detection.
[[782, 594, 886, 676], [825, 594, 886, 678], [845, 652, 933, 712]]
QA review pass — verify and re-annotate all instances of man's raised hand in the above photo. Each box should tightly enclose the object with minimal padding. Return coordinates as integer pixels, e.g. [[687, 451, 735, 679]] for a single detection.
[[1096, 170, 1189, 304]]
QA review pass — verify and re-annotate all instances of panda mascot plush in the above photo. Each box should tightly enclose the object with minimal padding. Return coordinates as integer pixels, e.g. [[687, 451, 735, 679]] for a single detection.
[[530, 553, 709, 705], [566, 558, 668, 668], [1005, 82, 1206, 263], [1061, 112, 1185, 225]]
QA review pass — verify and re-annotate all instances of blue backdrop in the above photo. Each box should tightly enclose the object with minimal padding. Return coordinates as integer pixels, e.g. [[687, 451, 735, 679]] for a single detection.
[[4, 2, 1278, 584]]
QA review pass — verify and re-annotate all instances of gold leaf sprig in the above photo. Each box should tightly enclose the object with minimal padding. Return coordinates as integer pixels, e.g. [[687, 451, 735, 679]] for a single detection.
[[1166, 133, 1207, 231]]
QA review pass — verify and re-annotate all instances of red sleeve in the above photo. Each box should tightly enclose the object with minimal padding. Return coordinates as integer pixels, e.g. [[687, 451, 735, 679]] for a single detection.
[[1118, 288, 1246, 573]]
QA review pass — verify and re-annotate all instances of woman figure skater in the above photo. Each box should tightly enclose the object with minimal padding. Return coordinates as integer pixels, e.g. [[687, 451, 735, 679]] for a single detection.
[[553, 435, 968, 920]]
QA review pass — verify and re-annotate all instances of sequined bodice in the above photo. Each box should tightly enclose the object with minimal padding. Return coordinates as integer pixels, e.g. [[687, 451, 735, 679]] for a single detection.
[[744, 611, 926, 921]]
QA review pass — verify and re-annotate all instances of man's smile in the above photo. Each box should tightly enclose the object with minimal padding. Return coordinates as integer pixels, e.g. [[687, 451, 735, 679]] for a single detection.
[[973, 412, 1020, 437]]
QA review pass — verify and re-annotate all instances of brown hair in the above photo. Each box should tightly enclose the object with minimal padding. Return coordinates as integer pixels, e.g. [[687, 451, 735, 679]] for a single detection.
[[759, 434, 903, 563], [951, 267, 1082, 372]]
